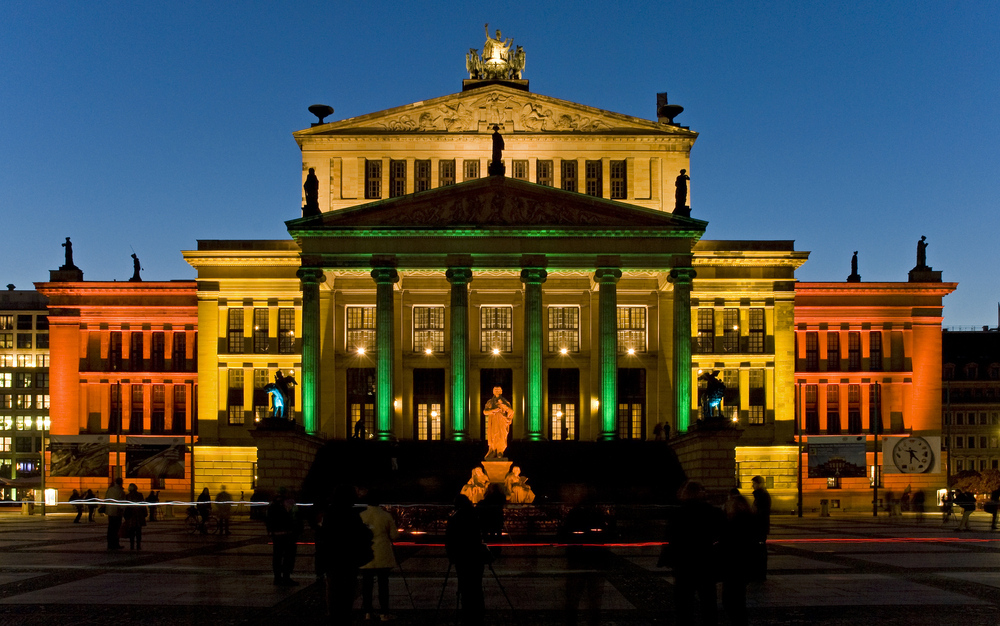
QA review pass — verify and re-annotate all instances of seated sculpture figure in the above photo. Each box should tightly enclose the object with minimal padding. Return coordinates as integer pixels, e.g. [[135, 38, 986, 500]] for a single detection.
[[504, 466, 535, 504], [460, 467, 490, 505]]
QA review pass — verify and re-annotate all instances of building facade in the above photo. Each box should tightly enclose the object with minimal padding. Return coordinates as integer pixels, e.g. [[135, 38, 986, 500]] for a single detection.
[[942, 327, 1000, 476]]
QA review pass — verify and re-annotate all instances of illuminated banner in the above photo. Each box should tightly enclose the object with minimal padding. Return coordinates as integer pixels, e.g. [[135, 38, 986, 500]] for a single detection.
[[49, 435, 110, 477], [125, 437, 186, 479], [808, 435, 867, 478], [882, 436, 941, 474]]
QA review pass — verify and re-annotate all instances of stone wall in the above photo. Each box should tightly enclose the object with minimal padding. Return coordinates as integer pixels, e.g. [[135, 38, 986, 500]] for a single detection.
[[671, 427, 743, 495], [192, 445, 257, 496], [250, 425, 324, 496]]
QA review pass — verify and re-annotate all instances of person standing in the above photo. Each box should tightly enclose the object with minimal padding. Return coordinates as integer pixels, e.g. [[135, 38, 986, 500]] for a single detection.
[[956, 491, 976, 531], [196, 487, 212, 534], [721, 489, 756, 626], [988, 488, 1000, 530], [751, 475, 772, 582], [315, 485, 373, 622], [446, 494, 490, 626], [359, 492, 400, 621], [266, 488, 302, 586], [661, 481, 724, 625], [104, 478, 126, 550], [124, 483, 147, 550], [85, 488, 97, 522], [71, 489, 83, 523], [216, 485, 233, 536]]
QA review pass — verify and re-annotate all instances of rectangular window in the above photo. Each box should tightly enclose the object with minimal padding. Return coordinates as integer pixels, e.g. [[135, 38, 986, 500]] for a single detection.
[[0, 394, 9, 408], [150, 332, 165, 371], [347, 306, 376, 353], [748, 369, 766, 425], [389, 159, 406, 197], [0, 438, 9, 452], [14, 373, 31, 389], [869, 384, 883, 433], [848, 384, 862, 434], [547, 306, 579, 353], [365, 159, 382, 199], [278, 308, 295, 353], [551, 403, 576, 441], [0, 373, 9, 388], [805, 384, 819, 434], [253, 308, 269, 354], [15, 394, 32, 409], [35, 373, 48, 389], [414, 159, 431, 192], [981, 437, 988, 449], [413, 307, 445, 353], [482, 306, 513, 353], [227, 308, 244, 354], [747, 309, 765, 354], [171, 385, 186, 433], [0, 315, 11, 330], [172, 333, 186, 371], [0, 334, 11, 349], [722, 308, 739, 353], [129, 332, 143, 372], [35, 395, 49, 409], [826, 385, 841, 434], [36, 315, 47, 330], [585, 160, 602, 197], [610, 160, 626, 199], [16, 354, 33, 368], [617, 368, 646, 440], [723, 369, 739, 422], [848, 332, 861, 371], [16, 315, 32, 330], [536, 160, 553, 186], [805, 332, 819, 371], [512, 160, 528, 181], [15, 437, 33, 453], [416, 403, 443, 441], [227, 369, 244, 425], [129, 385, 143, 434], [617, 306, 647, 353], [109, 384, 121, 433], [36, 333, 48, 349], [36, 354, 48, 368], [869, 331, 883, 372], [463, 159, 480, 181], [0, 355, 10, 367], [16, 334, 31, 349], [969, 436, 976, 449], [827, 333, 841, 372], [439, 159, 456, 186], [561, 159, 578, 192], [253, 369, 270, 422], [696, 309, 714, 353], [15, 416, 32, 431], [151, 385, 165, 434]]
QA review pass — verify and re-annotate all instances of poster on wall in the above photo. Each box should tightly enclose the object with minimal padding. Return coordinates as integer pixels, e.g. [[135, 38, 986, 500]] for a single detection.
[[125, 437, 186, 479], [808, 435, 868, 478], [49, 435, 110, 477], [882, 436, 942, 474]]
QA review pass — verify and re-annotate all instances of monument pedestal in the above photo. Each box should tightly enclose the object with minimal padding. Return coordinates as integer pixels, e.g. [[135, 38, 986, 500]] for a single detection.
[[482, 459, 512, 485]]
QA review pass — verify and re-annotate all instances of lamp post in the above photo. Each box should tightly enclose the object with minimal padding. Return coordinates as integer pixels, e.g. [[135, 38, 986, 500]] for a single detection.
[[872, 381, 881, 517]]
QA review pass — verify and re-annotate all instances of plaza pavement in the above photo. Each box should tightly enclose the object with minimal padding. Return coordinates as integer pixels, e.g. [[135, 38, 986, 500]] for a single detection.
[[1, 507, 1000, 625]]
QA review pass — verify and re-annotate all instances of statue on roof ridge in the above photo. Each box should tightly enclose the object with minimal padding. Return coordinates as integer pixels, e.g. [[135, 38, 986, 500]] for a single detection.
[[466, 25, 525, 81]]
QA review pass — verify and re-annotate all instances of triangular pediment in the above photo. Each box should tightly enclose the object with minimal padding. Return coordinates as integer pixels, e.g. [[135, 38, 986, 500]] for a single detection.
[[286, 176, 706, 235], [294, 84, 696, 136]]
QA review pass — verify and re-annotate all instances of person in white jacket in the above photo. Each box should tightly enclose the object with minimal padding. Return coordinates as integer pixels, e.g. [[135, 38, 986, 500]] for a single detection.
[[359, 493, 400, 621]]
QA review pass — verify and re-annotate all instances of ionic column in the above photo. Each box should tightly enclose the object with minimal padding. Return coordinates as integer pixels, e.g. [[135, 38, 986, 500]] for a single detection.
[[669, 267, 696, 433], [446, 268, 473, 441], [595, 268, 622, 441], [296, 267, 326, 435], [371, 267, 399, 441], [520, 267, 547, 441]]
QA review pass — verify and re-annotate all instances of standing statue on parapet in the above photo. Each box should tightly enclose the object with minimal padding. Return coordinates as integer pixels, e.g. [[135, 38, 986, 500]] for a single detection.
[[303, 168, 320, 217], [483, 24, 512, 64], [916, 236, 928, 269], [848, 251, 860, 282], [61, 237, 75, 269], [129, 254, 142, 282], [483, 385, 514, 459], [698, 370, 727, 421], [675, 169, 690, 212], [275, 370, 297, 416], [510, 46, 526, 79], [489, 125, 505, 176]]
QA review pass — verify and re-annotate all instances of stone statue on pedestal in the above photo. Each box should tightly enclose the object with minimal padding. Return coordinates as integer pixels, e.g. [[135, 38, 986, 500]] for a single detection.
[[675, 169, 690, 214], [488, 125, 505, 176], [916, 236, 929, 270], [504, 466, 535, 504], [847, 251, 861, 282], [129, 254, 142, 282], [483, 385, 513, 459], [303, 168, 320, 217], [61, 237, 76, 270], [460, 467, 490, 504]]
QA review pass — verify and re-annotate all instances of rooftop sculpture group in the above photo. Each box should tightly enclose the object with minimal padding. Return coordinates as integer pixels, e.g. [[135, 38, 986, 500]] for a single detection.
[[466, 24, 525, 80]]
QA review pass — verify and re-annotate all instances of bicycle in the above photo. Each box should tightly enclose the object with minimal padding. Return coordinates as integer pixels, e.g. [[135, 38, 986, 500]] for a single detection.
[[184, 506, 219, 534]]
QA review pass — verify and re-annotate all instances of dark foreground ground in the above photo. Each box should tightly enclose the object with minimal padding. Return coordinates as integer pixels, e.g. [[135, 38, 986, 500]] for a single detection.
[[2, 507, 1000, 625]]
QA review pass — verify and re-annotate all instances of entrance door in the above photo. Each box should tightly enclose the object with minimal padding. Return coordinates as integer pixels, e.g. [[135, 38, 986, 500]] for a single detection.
[[346, 368, 376, 439], [618, 368, 646, 440], [548, 368, 579, 440], [413, 368, 445, 440]]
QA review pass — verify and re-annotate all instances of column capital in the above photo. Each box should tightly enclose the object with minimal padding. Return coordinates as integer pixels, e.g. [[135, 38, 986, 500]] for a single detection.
[[594, 268, 622, 284], [519, 267, 547, 285], [296, 267, 326, 284], [445, 267, 474, 285], [370, 267, 399, 285], [668, 267, 697, 285]]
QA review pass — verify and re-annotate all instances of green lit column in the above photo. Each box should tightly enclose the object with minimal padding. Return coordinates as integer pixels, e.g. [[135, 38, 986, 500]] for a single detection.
[[371, 267, 399, 441], [520, 267, 547, 440], [296, 267, 325, 435], [446, 268, 473, 441], [595, 268, 622, 441], [669, 267, 696, 433]]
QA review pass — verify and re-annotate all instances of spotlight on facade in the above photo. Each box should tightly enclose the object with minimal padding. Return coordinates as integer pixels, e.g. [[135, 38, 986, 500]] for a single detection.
[[431, 410, 438, 418], [560, 348, 568, 355], [627, 348, 636, 355], [357, 347, 366, 355], [425, 348, 433, 355], [556, 411, 563, 418], [492, 348, 500, 355]]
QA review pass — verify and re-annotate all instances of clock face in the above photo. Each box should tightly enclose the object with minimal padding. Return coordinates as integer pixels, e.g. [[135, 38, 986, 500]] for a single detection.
[[892, 436, 934, 473]]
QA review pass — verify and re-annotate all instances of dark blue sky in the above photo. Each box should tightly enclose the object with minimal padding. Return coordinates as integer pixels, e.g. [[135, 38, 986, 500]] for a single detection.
[[2, 2, 997, 325]]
